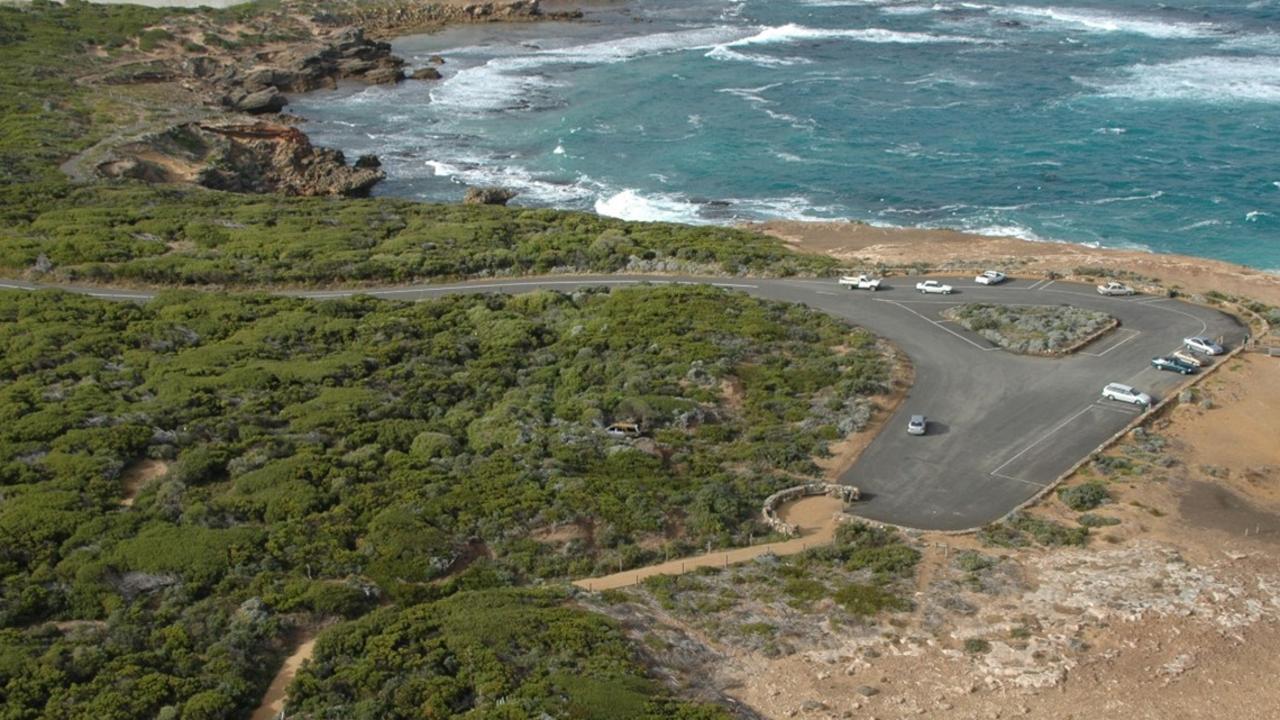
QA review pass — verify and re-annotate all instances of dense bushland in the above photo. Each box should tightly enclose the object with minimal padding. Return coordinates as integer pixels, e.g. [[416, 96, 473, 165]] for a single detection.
[[0, 285, 886, 717], [0, 185, 836, 286]]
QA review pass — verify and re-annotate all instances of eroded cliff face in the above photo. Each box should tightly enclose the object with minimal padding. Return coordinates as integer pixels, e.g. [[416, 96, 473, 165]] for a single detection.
[[97, 121, 384, 197]]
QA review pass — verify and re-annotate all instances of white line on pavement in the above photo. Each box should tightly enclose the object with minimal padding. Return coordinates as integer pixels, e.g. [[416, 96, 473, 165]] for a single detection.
[[1079, 328, 1141, 357], [989, 404, 1097, 479], [876, 299, 997, 352], [990, 471, 1051, 488]]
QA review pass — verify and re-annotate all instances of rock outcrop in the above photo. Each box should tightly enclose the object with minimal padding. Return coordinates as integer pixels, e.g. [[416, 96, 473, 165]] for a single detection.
[[217, 28, 405, 106], [464, 187, 518, 205], [411, 67, 442, 80], [97, 121, 384, 197], [323, 0, 579, 38]]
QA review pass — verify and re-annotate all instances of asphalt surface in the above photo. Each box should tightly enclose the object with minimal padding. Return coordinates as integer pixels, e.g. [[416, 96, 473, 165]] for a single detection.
[[0, 274, 1247, 531]]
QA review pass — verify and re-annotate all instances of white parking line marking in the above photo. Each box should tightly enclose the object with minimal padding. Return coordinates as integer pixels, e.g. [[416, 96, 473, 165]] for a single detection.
[[1025, 279, 1045, 290], [876, 299, 997, 352], [989, 404, 1096, 479], [990, 471, 1051, 488], [1079, 328, 1141, 357], [1039, 279, 1056, 291], [1093, 402, 1142, 416]]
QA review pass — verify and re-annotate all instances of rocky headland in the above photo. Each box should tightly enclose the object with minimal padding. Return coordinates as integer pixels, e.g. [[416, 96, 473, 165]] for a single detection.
[[70, 0, 575, 197]]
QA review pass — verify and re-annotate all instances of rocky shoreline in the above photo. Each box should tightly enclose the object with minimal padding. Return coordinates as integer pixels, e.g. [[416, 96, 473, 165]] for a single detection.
[[76, 0, 579, 197]]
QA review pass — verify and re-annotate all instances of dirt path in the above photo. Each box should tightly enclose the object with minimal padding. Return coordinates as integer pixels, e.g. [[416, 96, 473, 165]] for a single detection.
[[250, 633, 316, 720], [573, 495, 845, 592]]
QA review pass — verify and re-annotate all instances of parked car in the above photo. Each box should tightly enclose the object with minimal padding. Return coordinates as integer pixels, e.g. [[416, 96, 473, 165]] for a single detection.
[[1101, 382, 1152, 407], [1172, 349, 1205, 368], [915, 280, 953, 295], [907, 415, 927, 436], [838, 274, 882, 291], [1151, 356, 1195, 375], [1096, 281, 1135, 296], [974, 270, 1007, 285], [1183, 336, 1224, 355]]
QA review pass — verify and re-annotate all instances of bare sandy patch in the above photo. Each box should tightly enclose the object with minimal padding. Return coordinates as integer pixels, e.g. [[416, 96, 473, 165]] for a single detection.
[[120, 458, 168, 507], [251, 632, 316, 720]]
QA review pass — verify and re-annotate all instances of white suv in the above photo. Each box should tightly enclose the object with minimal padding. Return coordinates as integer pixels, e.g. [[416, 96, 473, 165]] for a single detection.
[[1102, 382, 1152, 407]]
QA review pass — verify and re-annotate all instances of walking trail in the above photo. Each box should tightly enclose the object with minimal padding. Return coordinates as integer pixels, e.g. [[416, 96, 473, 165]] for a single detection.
[[250, 633, 316, 720], [572, 494, 846, 592]]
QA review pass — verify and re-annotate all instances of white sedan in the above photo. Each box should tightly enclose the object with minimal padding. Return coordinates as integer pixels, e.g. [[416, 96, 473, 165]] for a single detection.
[[974, 270, 1007, 285], [915, 280, 954, 295]]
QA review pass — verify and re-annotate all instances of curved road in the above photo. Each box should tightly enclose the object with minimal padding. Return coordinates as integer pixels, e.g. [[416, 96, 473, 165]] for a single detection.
[[0, 274, 1246, 531]]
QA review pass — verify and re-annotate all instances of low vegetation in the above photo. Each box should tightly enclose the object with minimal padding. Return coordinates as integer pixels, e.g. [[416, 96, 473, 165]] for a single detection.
[[1, 185, 835, 287], [286, 587, 731, 719], [978, 513, 1090, 548], [944, 303, 1115, 355], [0, 285, 887, 717], [608, 523, 920, 658], [1058, 482, 1111, 511]]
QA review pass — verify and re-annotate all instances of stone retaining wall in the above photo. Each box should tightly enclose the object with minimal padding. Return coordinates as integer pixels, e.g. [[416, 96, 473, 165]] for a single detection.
[[762, 482, 860, 537]]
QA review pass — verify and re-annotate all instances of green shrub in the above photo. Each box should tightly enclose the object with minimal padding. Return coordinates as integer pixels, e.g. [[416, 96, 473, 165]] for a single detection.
[[1078, 513, 1121, 528], [833, 583, 907, 616], [963, 638, 992, 654], [953, 550, 996, 573], [1058, 482, 1110, 511]]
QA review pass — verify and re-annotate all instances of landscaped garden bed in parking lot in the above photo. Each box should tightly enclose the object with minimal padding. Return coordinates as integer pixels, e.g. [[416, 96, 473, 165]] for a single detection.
[[943, 304, 1117, 355]]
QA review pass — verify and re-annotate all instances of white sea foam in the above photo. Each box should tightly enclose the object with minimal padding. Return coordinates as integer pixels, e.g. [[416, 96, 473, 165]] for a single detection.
[[1091, 56, 1280, 103], [727, 23, 986, 46], [989, 5, 1221, 39], [704, 44, 810, 67], [425, 156, 597, 205], [1219, 32, 1280, 54], [594, 189, 708, 224], [1177, 219, 1224, 231], [432, 26, 749, 113]]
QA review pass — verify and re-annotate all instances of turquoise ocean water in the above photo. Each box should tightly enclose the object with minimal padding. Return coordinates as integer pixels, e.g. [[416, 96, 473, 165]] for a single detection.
[[291, 0, 1280, 269]]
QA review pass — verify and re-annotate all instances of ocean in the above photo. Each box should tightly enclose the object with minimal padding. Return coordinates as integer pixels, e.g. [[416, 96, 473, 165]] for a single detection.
[[289, 0, 1280, 270]]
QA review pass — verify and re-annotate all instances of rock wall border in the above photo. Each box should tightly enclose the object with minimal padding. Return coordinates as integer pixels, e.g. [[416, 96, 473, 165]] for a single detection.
[[762, 482, 860, 537]]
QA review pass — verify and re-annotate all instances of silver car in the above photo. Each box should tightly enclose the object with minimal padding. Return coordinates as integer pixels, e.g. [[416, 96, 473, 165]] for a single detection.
[[1102, 382, 1152, 407], [1183, 336, 1224, 355], [907, 415, 927, 435]]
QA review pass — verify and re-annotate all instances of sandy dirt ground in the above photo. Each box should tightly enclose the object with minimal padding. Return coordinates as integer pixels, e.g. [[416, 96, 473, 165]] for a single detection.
[[119, 458, 168, 507], [755, 220, 1280, 309], [713, 353, 1280, 720], [573, 494, 846, 592], [250, 633, 316, 720]]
